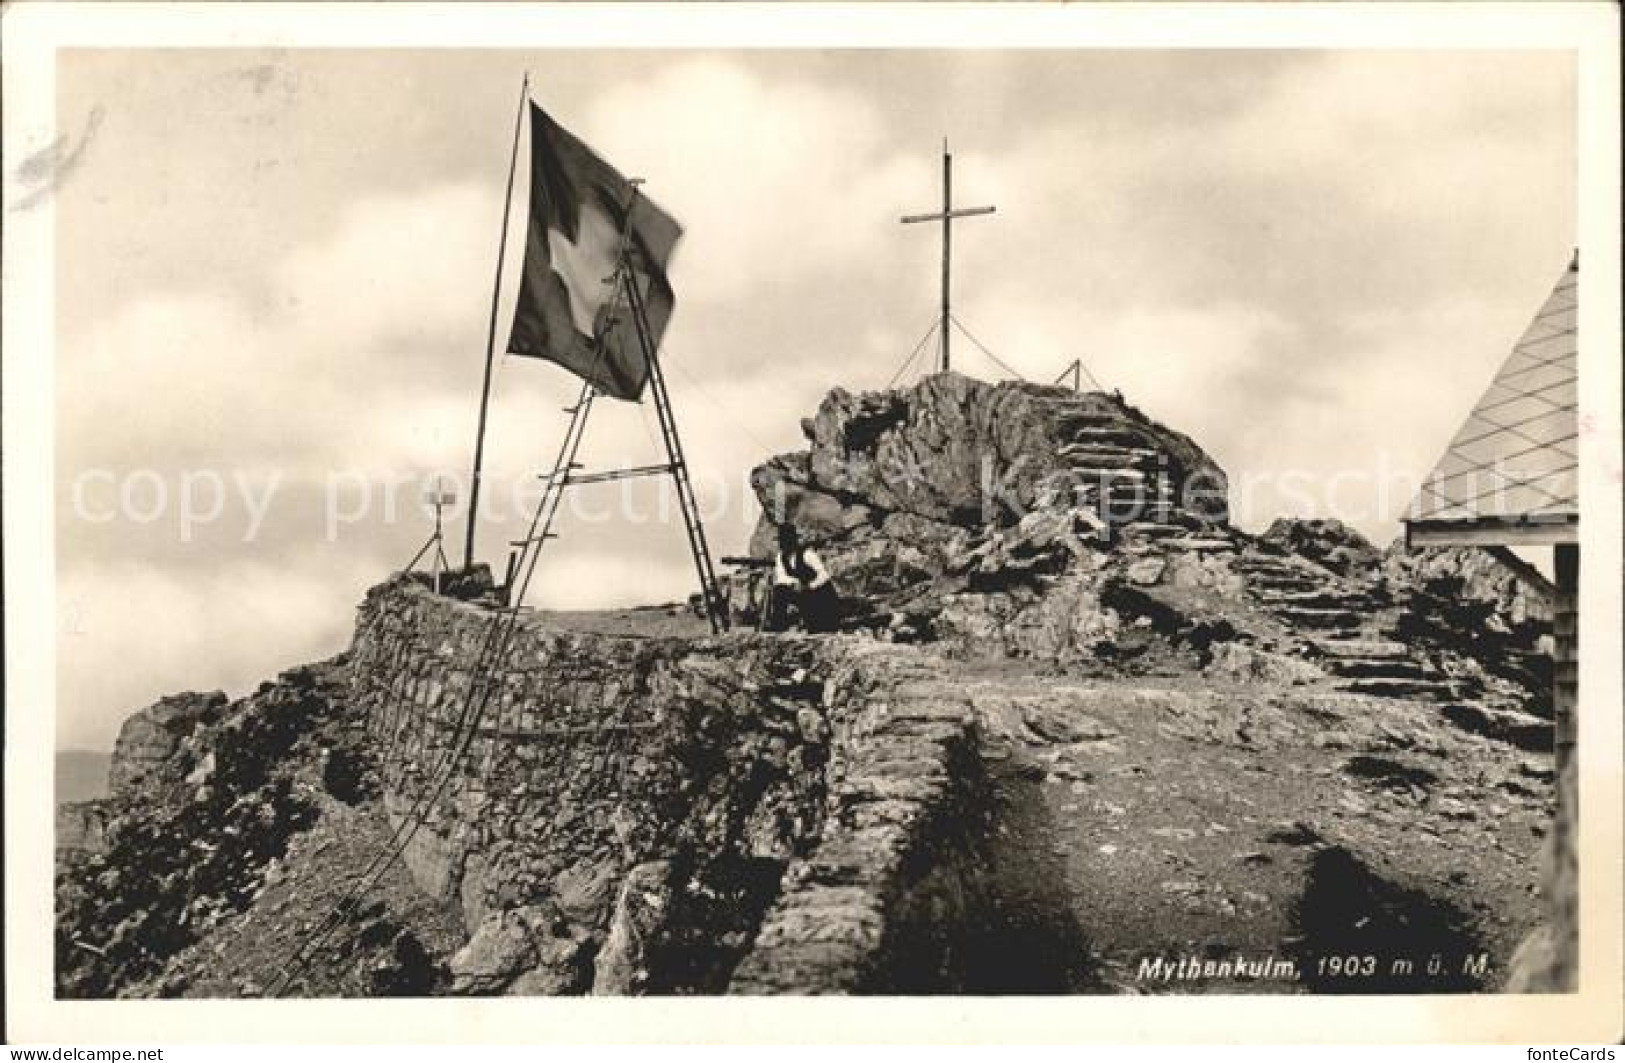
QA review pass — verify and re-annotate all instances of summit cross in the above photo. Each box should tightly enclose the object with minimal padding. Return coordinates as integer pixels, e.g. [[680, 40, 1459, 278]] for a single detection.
[[900, 140, 996, 375]]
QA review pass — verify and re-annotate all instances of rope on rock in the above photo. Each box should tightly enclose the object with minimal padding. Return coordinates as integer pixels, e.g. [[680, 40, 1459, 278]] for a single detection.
[[667, 355, 778, 456], [885, 315, 942, 390], [948, 311, 1028, 383], [269, 431, 588, 996]]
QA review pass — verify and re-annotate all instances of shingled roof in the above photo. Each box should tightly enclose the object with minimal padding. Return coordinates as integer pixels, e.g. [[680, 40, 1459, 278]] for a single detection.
[[1406, 253, 1578, 545]]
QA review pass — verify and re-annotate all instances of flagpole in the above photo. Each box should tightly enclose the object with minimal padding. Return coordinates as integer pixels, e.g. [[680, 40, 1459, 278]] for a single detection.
[[463, 70, 530, 572]]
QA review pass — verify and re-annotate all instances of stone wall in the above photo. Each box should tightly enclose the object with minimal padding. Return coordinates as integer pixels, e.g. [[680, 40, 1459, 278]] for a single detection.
[[728, 656, 985, 993], [347, 579, 980, 994]]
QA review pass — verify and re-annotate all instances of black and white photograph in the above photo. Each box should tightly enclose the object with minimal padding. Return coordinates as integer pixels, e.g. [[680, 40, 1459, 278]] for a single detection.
[[4, 1, 1622, 1046]]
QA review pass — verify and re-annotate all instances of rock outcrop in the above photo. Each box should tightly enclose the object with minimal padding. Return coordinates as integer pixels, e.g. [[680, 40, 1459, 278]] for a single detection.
[[107, 690, 228, 798], [57, 374, 1562, 999], [743, 374, 1228, 607], [1261, 518, 1382, 577], [56, 662, 370, 998], [732, 383, 1552, 755], [1387, 543, 1554, 634], [55, 801, 110, 855]]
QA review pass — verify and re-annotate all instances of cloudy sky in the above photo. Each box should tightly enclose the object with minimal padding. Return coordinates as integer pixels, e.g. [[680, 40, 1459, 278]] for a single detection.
[[52, 48, 1575, 751]]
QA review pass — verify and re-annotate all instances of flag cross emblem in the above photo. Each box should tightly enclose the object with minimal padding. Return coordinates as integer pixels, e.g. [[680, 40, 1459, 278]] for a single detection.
[[506, 102, 683, 402]]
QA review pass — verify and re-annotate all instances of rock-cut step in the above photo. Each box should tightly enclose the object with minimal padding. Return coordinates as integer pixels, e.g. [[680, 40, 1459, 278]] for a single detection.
[[1061, 424, 1155, 451], [1057, 443, 1161, 469], [1439, 702, 1553, 753], [1313, 637, 1411, 660], [1121, 521, 1188, 540], [1234, 560, 1324, 593], [1251, 587, 1360, 610], [1238, 558, 1319, 574], [1246, 573, 1324, 594], [1088, 485, 1162, 507], [1269, 605, 1364, 631], [1324, 657, 1433, 681], [1337, 677, 1458, 701], [1167, 537, 1237, 554]]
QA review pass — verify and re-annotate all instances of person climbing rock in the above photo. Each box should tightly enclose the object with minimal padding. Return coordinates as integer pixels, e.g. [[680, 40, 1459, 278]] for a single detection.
[[767, 524, 841, 633]]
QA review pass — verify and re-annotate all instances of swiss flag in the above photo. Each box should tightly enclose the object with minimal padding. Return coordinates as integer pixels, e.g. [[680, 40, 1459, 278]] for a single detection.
[[506, 102, 682, 401]]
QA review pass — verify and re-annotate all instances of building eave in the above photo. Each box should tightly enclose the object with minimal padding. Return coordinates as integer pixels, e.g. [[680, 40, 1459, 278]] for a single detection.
[[1403, 513, 1579, 549]]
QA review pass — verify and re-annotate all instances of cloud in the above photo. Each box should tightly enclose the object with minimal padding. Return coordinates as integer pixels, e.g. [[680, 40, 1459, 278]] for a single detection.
[[52, 49, 1576, 752], [50, 155, 798, 750], [56, 557, 361, 751], [269, 182, 502, 361], [60, 181, 502, 473], [875, 51, 1575, 542], [582, 57, 929, 306], [55, 520, 703, 752]]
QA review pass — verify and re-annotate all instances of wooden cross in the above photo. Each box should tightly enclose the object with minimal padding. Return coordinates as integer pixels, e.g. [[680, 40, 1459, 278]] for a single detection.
[[901, 140, 995, 374]]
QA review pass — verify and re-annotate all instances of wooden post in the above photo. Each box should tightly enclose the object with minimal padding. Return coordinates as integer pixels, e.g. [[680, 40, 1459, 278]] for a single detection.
[[940, 145, 952, 373], [1553, 542, 1579, 783], [901, 141, 994, 378], [432, 490, 444, 594], [622, 263, 729, 633], [464, 71, 530, 571], [1550, 539, 1579, 988]]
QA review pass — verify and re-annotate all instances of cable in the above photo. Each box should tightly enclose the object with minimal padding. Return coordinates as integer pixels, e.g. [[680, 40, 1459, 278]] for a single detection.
[[634, 392, 664, 453], [948, 312, 1028, 382], [272, 383, 597, 995], [1054, 357, 1107, 393], [274, 193, 678, 996], [885, 316, 941, 390], [269, 603, 516, 994], [666, 357, 778, 455]]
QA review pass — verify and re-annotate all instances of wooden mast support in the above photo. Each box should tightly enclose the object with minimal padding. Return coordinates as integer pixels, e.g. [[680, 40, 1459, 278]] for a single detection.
[[502, 182, 729, 632], [464, 71, 530, 571], [1549, 539, 1579, 989], [623, 270, 730, 633], [1553, 542, 1578, 791], [901, 140, 994, 375]]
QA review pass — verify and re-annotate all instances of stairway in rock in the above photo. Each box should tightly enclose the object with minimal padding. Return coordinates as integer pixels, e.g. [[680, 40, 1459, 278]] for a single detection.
[[1052, 423, 1178, 526], [1120, 518, 1237, 556], [1230, 548, 1555, 752], [1232, 552, 1460, 703]]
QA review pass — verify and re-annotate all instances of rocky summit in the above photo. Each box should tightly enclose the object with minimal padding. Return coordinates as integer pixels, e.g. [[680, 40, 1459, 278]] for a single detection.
[[57, 373, 1559, 997]]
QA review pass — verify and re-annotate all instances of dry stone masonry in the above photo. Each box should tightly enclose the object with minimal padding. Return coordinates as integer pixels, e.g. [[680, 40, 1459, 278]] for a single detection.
[[349, 580, 984, 994], [56, 374, 1563, 998]]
